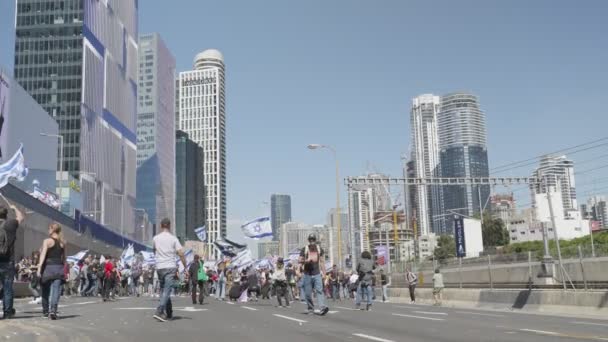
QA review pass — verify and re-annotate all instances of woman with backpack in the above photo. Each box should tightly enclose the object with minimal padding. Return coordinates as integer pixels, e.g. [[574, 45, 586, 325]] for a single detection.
[[36, 223, 66, 320], [355, 251, 375, 311]]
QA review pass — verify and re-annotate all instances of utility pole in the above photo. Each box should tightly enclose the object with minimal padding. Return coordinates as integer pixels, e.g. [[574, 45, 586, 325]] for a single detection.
[[545, 177, 566, 290]]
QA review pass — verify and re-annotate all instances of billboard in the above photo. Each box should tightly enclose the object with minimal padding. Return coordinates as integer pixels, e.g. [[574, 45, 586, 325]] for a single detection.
[[454, 216, 466, 258], [0, 69, 10, 162], [375, 245, 388, 266]]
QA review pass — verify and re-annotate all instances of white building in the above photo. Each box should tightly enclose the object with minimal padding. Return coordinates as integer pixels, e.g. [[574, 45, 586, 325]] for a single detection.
[[178, 49, 227, 257], [419, 233, 438, 259], [531, 155, 577, 216]]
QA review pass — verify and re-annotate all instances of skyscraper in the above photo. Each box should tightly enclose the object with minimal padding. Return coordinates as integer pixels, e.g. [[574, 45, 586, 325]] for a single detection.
[[14, 0, 139, 238], [178, 50, 226, 256], [271, 194, 292, 242], [175, 130, 205, 242], [136, 33, 175, 233], [410, 94, 443, 236], [437, 93, 490, 227], [531, 155, 577, 217]]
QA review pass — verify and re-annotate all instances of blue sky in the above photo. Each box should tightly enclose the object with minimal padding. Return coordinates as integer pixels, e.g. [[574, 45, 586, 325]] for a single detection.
[[1, 0, 607, 248]]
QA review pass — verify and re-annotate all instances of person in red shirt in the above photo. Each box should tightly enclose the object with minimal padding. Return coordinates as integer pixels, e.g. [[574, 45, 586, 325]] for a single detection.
[[103, 256, 114, 302]]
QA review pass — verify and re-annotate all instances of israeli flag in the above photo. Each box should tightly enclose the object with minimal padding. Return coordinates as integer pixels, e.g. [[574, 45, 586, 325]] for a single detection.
[[288, 248, 301, 262], [121, 244, 135, 266], [195, 225, 207, 242], [66, 250, 88, 264], [231, 249, 253, 269], [241, 217, 273, 239], [140, 251, 156, 266], [214, 238, 247, 257], [99, 255, 106, 264], [178, 249, 195, 273], [0, 144, 28, 188]]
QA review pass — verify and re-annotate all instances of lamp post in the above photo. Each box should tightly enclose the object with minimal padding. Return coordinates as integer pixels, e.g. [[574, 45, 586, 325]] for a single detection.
[[40, 133, 64, 204], [308, 144, 342, 271]]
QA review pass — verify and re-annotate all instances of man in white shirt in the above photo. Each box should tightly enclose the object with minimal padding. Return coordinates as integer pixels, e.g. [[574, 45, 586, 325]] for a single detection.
[[152, 218, 187, 322]]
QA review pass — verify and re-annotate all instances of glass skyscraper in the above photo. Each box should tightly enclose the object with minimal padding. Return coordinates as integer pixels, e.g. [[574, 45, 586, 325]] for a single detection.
[[175, 130, 205, 242], [271, 194, 292, 242], [14, 0, 139, 238], [136, 33, 175, 237]]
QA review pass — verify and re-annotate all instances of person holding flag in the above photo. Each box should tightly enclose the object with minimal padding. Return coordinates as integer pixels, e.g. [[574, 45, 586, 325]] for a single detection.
[[152, 218, 187, 322], [0, 198, 25, 320]]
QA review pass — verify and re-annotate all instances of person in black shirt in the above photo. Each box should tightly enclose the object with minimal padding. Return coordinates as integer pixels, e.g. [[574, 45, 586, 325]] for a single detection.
[[0, 202, 25, 320]]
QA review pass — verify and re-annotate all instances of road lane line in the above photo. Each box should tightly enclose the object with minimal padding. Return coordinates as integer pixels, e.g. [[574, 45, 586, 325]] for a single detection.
[[226, 301, 235, 305], [328, 310, 340, 314], [392, 313, 445, 321], [520, 329, 608, 341], [571, 321, 608, 328], [336, 306, 360, 311], [413, 311, 448, 316], [352, 333, 395, 342], [242, 306, 258, 311], [73, 301, 98, 305], [456, 311, 505, 317], [273, 314, 307, 324], [519, 329, 560, 336]]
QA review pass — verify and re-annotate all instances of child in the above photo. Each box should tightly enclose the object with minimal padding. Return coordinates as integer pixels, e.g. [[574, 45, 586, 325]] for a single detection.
[[272, 258, 290, 308]]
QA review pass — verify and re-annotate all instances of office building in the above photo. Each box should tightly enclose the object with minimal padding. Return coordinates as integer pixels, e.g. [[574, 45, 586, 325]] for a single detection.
[[410, 94, 443, 236], [587, 196, 607, 229], [281, 222, 313, 258], [326, 207, 349, 262], [178, 49, 226, 257], [491, 194, 516, 224], [530, 155, 577, 217], [136, 33, 176, 231], [271, 194, 292, 242], [14, 0, 139, 238], [257, 241, 279, 258], [437, 93, 490, 227], [175, 130, 205, 242]]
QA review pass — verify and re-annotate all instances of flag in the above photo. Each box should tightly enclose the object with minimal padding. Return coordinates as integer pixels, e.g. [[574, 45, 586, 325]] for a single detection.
[[231, 249, 253, 270], [178, 249, 194, 273], [66, 250, 88, 264], [214, 238, 247, 257], [121, 244, 135, 266], [195, 225, 207, 242], [99, 255, 106, 264], [30, 186, 60, 209], [140, 251, 156, 266], [241, 216, 273, 239], [288, 248, 300, 263], [0, 144, 28, 188]]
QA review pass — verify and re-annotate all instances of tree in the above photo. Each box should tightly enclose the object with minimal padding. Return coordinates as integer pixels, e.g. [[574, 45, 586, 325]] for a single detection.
[[482, 216, 510, 248], [433, 235, 455, 264]]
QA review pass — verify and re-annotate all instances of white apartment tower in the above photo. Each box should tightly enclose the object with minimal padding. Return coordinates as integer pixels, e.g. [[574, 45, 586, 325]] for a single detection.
[[531, 155, 577, 217], [178, 50, 227, 256]]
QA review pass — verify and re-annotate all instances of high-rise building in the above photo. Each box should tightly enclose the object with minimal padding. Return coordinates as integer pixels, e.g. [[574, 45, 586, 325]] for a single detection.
[[271, 194, 292, 242], [257, 241, 279, 258], [178, 50, 226, 256], [437, 93, 490, 227], [491, 194, 516, 224], [14, 0, 139, 238], [136, 33, 175, 232], [410, 94, 443, 236], [530, 155, 577, 217], [588, 196, 607, 229], [175, 130, 205, 242], [326, 207, 348, 261]]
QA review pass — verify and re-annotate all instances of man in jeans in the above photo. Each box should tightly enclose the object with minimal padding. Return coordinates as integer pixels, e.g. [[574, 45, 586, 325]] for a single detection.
[[0, 202, 25, 319], [406, 268, 418, 304], [299, 234, 329, 316], [153, 218, 187, 322]]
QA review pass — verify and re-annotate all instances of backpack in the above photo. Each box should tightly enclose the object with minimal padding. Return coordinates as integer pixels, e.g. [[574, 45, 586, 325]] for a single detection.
[[197, 261, 208, 282], [0, 220, 9, 256]]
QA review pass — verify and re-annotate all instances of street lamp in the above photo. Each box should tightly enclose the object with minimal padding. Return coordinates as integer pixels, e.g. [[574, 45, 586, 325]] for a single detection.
[[308, 143, 343, 270], [40, 133, 64, 202]]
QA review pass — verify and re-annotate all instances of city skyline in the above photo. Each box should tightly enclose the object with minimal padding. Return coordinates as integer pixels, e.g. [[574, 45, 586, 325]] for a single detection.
[[1, 0, 607, 235]]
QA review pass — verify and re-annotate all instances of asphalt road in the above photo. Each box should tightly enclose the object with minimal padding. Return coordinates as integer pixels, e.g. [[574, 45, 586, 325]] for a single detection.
[[1, 294, 607, 342]]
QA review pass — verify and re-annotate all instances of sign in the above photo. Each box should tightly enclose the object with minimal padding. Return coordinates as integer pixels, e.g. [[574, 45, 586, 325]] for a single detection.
[[182, 77, 216, 86], [0, 69, 10, 161], [454, 216, 466, 258], [375, 245, 388, 266]]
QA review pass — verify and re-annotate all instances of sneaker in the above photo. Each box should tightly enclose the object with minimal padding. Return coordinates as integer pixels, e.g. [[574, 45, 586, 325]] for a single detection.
[[35, 297, 42, 304], [366, 304, 372, 311], [49, 313, 57, 320], [153, 313, 168, 322], [319, 307, 329, 316]]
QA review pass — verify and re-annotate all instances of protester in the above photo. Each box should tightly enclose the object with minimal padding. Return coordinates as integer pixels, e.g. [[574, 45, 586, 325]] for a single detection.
[[380, 269, 390, 303], [37, 223, 66, 320], [103, 256, 115, 302], [355, 251, 375, 311], [152, 218, 187, 322], [432, 268, 444, 306], [216, 266, 226, 301], [300, 233, 329, 315], [188, 254, 207, 305], [27, 251, 41, 304], [329, 265, 340, 301], [0, 202, 25, 320], [348, 271, 359, 299], [405, 268, 418, 304], [272, 258, 289, 308]]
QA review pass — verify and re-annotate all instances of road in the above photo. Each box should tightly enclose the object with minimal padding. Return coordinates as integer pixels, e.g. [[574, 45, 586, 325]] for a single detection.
[[1, 295, 607, 341]]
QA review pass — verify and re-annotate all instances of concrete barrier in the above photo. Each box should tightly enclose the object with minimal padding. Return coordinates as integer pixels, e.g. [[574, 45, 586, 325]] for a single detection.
[[385, 287, 608, 318]]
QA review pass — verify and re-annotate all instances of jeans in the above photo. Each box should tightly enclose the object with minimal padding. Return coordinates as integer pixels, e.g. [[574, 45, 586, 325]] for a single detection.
[[156, 268, 176, 316], [356, 282, 372, 307], [382, 285, 389, 302], [303, 273, 326, 311], [0, 262, 15, 316], [408, 284, 417, 302], [217, 280, 226, 300], [297, 278, 305, 300], [79, 278, 89, 296], [86, 279, 97, 296], [28, 282, 40, 298], [331, 283, 340, 300], [41, 279, 62, 315]]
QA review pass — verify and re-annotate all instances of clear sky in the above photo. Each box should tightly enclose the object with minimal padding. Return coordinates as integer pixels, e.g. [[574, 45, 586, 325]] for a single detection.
[[1, 1, 607, 251]]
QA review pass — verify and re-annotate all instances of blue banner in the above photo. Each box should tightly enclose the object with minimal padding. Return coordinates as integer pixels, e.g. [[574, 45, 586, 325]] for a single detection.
[[454, 216, 466, 258]]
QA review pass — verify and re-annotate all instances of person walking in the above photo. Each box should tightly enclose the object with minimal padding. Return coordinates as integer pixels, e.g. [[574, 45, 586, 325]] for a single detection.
[[102, 256, 115, 301], [272, 258, 290, 308], [405, 268, 418, 304], [153, 218, 187, 322], [36, 223, 66, 320], [188, 254, 207, 305], [432, 268, 444, 306], [299, 233, 329, 315], [380, 269, 391, 303], [0, 202, 24, 320], [217, 267, 226, 301], [355, 251, 375, 311], [329, 265, 340, 301]]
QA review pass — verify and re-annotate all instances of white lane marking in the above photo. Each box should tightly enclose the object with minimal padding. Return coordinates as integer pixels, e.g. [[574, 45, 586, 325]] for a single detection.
[[73, 301, 98, 305], [113, 307, 207, 312], [392, 313, 445, 321], [114, 307, 155, 310], [336, 306, 360, 311], [328, 310, 340, 314], [273, 314, 307, 324], [226, 301, 235, 305], [519, 329, 561, 336], [571, 321, 608, 328], [456, 311, 505, 318], [242, 306, 258, 311], [520, 329, 608, 341], [352, 333, 395, 342], [413, 311, 448, 316]]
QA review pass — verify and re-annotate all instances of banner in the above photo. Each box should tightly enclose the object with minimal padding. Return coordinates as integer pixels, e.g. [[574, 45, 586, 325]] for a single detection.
[[0, 144, 28, 188], [375, 245, 388, 266], [454, 216, 466, 258], [241, 216, 273, 239], [195, 225, 207, 242]]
